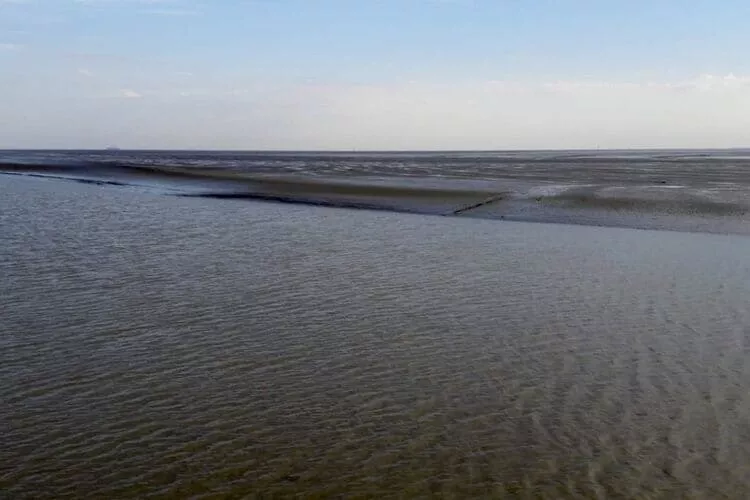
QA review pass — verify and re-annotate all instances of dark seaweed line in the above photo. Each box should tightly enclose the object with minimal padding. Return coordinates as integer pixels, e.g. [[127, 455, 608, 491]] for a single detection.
[[174, 192, 438, 215], [450, 194, 507, 215], [0, 170, 129, 187]]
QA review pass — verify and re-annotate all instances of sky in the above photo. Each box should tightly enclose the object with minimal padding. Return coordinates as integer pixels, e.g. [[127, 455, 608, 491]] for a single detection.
[[1, 0, 750, 150]]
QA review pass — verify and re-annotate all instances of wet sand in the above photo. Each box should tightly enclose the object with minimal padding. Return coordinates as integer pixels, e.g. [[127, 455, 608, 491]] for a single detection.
[[1, 159, 748, 235], [2, 175, 750, 498]]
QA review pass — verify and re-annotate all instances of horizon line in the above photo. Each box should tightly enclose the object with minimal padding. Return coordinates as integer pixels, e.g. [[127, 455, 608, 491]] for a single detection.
[[2, 146, 750, 153]]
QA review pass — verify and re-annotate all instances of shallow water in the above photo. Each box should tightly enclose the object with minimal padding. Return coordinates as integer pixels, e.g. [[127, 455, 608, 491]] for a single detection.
[[2, 176, 750, 498]]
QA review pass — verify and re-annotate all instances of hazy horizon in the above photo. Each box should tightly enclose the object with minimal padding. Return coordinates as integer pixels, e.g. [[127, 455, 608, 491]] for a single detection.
[[3, 146, 750, 153], [2, 0, 750, 150]]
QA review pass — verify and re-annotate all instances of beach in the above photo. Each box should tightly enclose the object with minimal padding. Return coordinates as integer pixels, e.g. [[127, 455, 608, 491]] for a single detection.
[[3, 174, 750, 498]]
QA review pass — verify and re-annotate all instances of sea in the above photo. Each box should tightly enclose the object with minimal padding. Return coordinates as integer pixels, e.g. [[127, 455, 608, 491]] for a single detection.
[[2, 150, 750, 498]]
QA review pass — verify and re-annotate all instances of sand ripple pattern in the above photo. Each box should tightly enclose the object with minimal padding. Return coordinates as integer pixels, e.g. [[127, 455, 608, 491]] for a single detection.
[[2, 176, 750, 498]]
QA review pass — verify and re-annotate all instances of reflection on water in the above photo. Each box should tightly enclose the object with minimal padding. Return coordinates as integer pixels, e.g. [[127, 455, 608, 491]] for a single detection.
[[2, 176, 750, 498]]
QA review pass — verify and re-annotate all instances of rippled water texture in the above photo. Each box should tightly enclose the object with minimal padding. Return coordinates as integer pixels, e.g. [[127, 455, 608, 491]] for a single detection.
[[3, 176, 750, 498]]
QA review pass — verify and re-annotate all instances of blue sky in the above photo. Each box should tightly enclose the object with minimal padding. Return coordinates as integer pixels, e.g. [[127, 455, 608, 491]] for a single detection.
[[1, 0, 749, 149]]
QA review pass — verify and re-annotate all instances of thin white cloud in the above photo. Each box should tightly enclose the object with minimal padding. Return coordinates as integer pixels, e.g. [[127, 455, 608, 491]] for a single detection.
[[92, 74, 750, 103], [0, 43, 23, 50], [140, 8, 198, 16], [3, 72, 750, 149], [75, 0, 179, 4], [690, 73, 750, 91], [72, 0, 199, 16], [427, 0, 476, 4], [532, 74, 750, 93]]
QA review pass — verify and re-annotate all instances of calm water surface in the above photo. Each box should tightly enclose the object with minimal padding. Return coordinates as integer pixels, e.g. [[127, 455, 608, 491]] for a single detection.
[[2, 176, 750, 498]]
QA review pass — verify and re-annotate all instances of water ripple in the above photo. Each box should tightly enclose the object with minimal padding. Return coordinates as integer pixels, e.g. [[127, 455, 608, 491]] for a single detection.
[[2, 176, 750, 498]]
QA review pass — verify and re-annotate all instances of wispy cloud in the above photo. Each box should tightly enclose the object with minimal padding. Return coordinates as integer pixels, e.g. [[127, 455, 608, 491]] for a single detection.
[[0, 43, 23, 50], [427, 0, 476, 4], [120, 89, 142, 98], [6, 70, 750, 149], [72, 0, 200, 16], [74, 0, 180, 4], [538, 74, 750, 93], [140, 8, 198, 16], [91, 73, 750, 104], [689, 73, 750, 91]]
